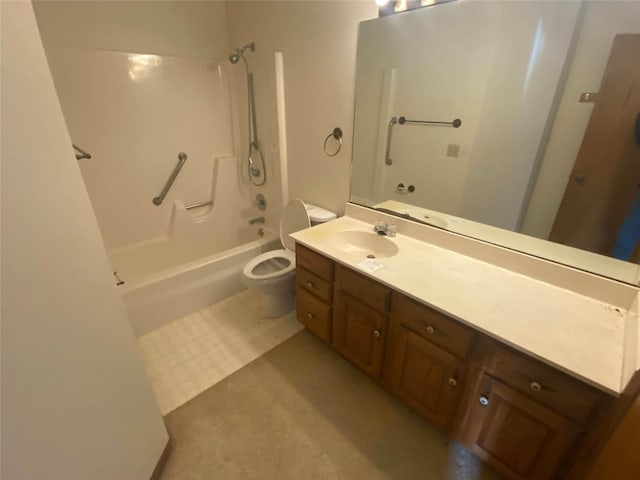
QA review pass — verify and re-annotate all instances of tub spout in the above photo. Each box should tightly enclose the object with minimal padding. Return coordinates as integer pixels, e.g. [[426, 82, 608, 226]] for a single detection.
[[249, 216, 265, 225]]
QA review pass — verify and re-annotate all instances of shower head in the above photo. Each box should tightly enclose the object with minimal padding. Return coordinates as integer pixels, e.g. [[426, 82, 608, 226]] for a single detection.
[[228, 42, 255, 64]]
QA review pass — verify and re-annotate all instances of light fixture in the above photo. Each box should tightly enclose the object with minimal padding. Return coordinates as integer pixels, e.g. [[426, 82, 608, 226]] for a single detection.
[[378, 0, 456, 16]]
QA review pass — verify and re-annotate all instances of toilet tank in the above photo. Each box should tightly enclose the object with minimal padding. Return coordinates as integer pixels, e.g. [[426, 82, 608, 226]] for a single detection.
[[305, 203, 337, 226]]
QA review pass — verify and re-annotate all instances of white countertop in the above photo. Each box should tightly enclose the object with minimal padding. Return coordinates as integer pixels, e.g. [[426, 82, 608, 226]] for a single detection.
[[291, 215, 634, 395]]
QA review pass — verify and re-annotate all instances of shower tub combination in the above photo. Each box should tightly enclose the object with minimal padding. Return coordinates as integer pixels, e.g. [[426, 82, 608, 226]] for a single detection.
[[113, 226, 279, 336], [45, 41, 289, 336]]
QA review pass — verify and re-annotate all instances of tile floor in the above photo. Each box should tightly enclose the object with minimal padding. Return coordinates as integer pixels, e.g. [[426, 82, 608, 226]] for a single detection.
[[138, 289, 303, 414]]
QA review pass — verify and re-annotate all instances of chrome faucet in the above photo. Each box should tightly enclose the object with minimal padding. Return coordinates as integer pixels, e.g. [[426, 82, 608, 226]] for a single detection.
[[373, 220, 396, 237], [249, 216, 265, 225]]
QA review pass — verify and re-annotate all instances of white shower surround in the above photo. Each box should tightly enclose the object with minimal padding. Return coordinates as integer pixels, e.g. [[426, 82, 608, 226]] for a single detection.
[[45, 47, 289, 334]]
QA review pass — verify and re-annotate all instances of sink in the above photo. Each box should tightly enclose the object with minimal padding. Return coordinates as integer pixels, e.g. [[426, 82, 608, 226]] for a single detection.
[[330, 231, 399, 259]]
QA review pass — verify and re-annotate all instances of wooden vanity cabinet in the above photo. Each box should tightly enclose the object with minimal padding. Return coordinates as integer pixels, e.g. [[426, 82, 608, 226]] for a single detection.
[[385, 293, 474, 431], [460, 373, 581, 480], [293, 245, 622, 480], [332, 264, 391, 379], [295, 245, 334, 343]]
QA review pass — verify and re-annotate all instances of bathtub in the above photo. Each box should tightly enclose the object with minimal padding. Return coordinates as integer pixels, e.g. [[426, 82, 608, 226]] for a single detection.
[[112, 229, 280, 336]]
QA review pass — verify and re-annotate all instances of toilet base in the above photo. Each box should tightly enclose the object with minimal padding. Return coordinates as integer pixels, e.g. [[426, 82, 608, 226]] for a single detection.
[[259, 287, 296, 318]]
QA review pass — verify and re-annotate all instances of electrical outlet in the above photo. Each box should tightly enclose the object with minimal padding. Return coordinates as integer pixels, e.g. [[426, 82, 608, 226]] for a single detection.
[[446, 144, 460, 158]]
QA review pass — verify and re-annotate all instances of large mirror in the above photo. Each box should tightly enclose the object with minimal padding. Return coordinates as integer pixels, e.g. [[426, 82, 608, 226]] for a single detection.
[[351, 0, 640, 284]]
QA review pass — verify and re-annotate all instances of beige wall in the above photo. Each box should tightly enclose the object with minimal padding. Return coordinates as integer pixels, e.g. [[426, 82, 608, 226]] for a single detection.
[[1, 2, 168, 479], [33, 0, 228, 58], [522, 1, 640, 238], [226, 0, 378, 216]]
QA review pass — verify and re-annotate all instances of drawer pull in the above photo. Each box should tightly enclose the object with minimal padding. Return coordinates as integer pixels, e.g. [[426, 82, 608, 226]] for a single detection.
[[425, 325, 435, 335], [373, 329, 381, 338], [305, 312, 313, 320], [479, 396, 489, 406], [306, 282, 315, 289], [530, 382, 542, 392], [448, 378, 457, 387]]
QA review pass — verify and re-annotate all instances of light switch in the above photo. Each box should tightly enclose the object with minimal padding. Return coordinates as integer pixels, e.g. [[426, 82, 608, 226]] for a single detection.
[[446, 144, 460, 158]]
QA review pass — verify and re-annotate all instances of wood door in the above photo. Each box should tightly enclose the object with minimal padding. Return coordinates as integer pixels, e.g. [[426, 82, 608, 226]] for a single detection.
[[388, 327, 466, 430], [333, 290, 388, 378], [462, 374, 580, 480], [549, 34, 640, 255]]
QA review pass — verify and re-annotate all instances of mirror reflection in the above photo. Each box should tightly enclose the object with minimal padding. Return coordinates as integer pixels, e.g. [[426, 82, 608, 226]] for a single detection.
[[351, 0, 640, 284]]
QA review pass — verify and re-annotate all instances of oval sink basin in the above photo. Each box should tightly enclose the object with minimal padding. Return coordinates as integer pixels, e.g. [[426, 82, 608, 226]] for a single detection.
[[330, 231, 399, 259]]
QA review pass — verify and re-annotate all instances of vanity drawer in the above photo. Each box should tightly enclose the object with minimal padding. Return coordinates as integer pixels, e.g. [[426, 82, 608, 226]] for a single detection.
[[296, 288, 331, 343], [297, 267, 332, 303], [335, 264, 391, 314], [296, 244, 334, 281], [475, 338, 608, 424], [392, 293, 474, 359]]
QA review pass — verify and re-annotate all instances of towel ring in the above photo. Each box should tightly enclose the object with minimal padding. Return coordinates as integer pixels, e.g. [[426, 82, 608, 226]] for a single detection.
[[323, 127, 343, 157]]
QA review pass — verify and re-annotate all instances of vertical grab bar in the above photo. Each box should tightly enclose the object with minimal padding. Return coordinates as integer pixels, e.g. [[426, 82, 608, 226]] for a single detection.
[[385, 117, 398, 166], [153, 152, 187, 206]]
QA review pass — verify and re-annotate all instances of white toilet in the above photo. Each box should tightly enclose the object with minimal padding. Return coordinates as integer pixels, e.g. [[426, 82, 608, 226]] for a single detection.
[[242, 199, 336, 317]]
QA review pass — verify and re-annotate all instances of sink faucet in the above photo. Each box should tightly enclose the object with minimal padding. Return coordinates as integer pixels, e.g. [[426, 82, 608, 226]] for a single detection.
[[373, 220, 396, 237]]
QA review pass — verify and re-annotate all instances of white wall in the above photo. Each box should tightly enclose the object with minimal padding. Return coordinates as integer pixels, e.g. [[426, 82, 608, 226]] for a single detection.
[[226, 0, 378, 216], [522, 1, 640, 239], [1, 2, 169, 479]]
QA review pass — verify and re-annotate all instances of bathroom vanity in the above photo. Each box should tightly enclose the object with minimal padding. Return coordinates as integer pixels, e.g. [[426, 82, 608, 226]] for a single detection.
[[291, 204, 640, 480]]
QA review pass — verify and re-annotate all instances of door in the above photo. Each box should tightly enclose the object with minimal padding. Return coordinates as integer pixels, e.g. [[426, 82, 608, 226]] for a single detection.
[[462, 374, 580, 480], [333, 291, 388, 379], [550, 34, 640, 255], [388, 327, 466, 430]]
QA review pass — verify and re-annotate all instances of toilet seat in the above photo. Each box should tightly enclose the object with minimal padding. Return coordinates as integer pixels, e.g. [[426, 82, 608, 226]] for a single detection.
[[242, 249, 295, 280]]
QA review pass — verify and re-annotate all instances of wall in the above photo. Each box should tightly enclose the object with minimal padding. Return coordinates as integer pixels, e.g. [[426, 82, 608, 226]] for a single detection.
[[226, 0, 378, 216], [33, 1, 247, 253], [1, 2, 169, 479], [522, 1, 640, 239]]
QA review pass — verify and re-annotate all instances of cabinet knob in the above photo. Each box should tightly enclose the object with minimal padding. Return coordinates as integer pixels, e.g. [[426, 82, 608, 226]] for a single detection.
[[306, 282, 314, 289], [305, 312, 313, 320], [373, 329, 381, 338], [425, 325, 435, 335], [479, 396, 489, 406], [530, 382, 542, 392], [448, 378, 457, 387]]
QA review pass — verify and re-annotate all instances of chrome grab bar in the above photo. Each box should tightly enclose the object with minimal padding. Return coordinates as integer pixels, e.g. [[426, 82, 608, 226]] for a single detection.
[[153, 152, 187, 206], [384, 117, 397, 166], [185, 201, 213, 210]]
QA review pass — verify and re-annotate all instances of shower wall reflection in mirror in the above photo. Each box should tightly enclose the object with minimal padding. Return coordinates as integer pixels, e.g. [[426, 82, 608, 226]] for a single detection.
[[351, 0, 640, 284]]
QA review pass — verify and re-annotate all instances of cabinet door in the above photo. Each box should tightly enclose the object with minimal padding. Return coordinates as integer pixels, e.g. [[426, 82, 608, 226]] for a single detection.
[[463, 374, 581, 480], [389, 327, 466, 430], [333, 291, 387, 378]]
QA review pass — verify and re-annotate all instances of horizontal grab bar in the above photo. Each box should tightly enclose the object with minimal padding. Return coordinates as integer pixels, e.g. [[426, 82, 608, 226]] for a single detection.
[[398, 116, 462, 128], [153, 152, 187, 206], [185, 201, 213, 211]]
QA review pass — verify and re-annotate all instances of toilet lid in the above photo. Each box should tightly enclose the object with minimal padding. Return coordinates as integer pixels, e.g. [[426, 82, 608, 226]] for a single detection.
[[280, 199, 310, 251]]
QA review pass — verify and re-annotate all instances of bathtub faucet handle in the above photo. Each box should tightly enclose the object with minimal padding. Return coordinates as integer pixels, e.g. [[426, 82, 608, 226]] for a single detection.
[[253, 193, 267, 211]]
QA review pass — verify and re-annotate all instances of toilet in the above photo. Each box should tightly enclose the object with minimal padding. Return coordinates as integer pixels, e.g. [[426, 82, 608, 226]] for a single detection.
[[242, 199, 336, 317]]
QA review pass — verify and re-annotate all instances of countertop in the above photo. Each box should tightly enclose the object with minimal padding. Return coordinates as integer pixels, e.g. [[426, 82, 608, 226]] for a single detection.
[[291, 214, 635, 396]]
